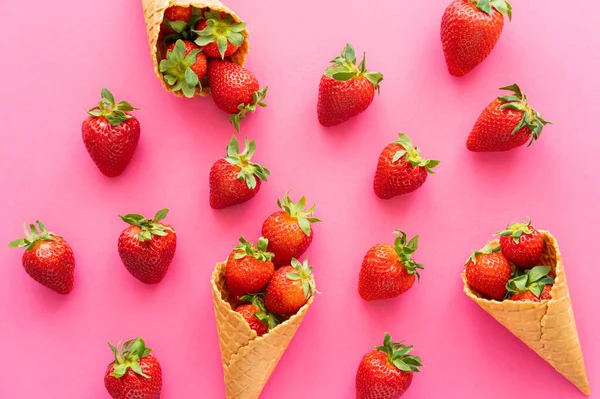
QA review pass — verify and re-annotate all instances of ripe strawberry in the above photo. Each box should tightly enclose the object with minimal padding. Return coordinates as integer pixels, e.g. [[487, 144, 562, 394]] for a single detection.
[[209, 135, 270, 209], [162, 5, 193, 33], [117, 209, 177, 284], [317, 43, 383, 127], [261, 192, 321, 267], [207, 60, 268, 132], [8, 221, 75, 294], [104, 337, 162, 399], [373, 133, 439, 199], [194, 10, 247, 59], [506, 266, 554, 302], [464, 244, 511, 300], [159, 40, 207, 98], [265, 258, 316, 316], [441, 0, 512, 77], [356, 333, 422, 399], [82, 88, 140, 177], [225, 236, 275, 300], [497, 219, 545, 268], [358, 230, 424, 301], [467, 84, 551, 152], [237, 294, 280, 336]]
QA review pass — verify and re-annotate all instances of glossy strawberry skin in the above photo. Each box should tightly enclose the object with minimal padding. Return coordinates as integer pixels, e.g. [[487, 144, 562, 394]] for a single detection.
[[499, 228, 544, 269], [374, 143, 429, 199], [317, 75, 375, 127], [261, 211, 313, 267], [225, 253, 274, 300], [356, 350, 414, 399], [509, 284, 552, 302], [265, 266, 308, 315], [22, 237, 75, 294], [209, 159, 261, 209], [207, 60, 259, 113], [358, 243, 416, 301], [441, 0, 505, 77], [82, 115, 140, 177], [196, 20, 239, 58], [104, 354, 162, 399], [117, 224, 177, 284], [235, 304, 268, 336], [166, 41, 207, 79], [465, 252, 512, 300], [164, 6, 192, 23]]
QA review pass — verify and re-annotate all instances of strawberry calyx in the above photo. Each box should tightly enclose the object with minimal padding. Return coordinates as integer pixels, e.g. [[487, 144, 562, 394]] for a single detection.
[[277, 191, 321, 237], [496, 218, 535, 244], [498, 84, 551, 145], [325, 43, 383, 93], [163, 7, 202, 37], [193, 10, 247, 59], [108, 337, 152, 379], [472, 0, 512, 20], [391, 133, 440, 173], [287, 258, 317, 299], [159, 39, 203, 98], [8, 221, 57, 250], [393, 230, 424, 281], [223, 135, 270, 189], [239, 293, 281, 330], [374, 333, 422, 373], [118, 209, 174, 242], [86, 88, 139, 126], [229, 87, 268, 133], [233, 236, 274, 262], [465, 244, 501, 265], [505, 266, 554, 299]]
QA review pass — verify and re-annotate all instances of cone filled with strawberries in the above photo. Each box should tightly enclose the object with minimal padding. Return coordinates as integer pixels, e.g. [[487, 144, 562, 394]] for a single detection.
[[461, 220, 589, 395]]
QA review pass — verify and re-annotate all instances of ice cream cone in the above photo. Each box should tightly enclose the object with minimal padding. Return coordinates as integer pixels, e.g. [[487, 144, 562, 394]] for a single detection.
[[211, 261, 314, 399], [141, 0, 250, 97], [462, 230, 589, 395]]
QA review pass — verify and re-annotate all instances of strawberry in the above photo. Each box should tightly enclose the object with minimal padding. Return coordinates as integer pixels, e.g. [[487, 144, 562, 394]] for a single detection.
[[82, 88, 140, 177], [162, 6, 193, 33], [159, 40, 207, 98], [467, 84, 551, 152], [8, 221, 75, 294], [441, 0, 512, 77], [356, 333, 422, 399], [261, 192, 321, 267], [317, 43, 383, 127], [209, 135, 270, 209], [104, 337, 162, 399], [207, 60, 268, 132], [265, 258, 316, 316], [194, 10, 247, 59], [358, 230, 424, 301], [464, 244, 512, 300], [506, 266, 554, 302], [373, 133, 439, 199], [237, 294, 280, 336], [497, 219, 545, 268], [225, 236, 275, 300], [117, 209, 177, 284]]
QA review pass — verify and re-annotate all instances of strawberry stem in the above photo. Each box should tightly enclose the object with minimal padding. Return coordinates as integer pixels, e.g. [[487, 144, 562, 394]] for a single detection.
[[325, 43, 383, 92], [8, 220, 57, 251], [276, 191, 321, 237], [374, 333, 422, 373], [118, 209, 174, 242], [223, 135, 270, 189], [497, 84, 551, 145], [108, 337, 153, 379], [229, 87, 268, 133], [86, 88, 138, 126]]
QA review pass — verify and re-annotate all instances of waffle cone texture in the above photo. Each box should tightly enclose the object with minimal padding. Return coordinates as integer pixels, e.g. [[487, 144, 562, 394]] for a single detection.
[[462, 231, 589, 395], [211, 262, 314, 399], [141, 0, 249, 97]]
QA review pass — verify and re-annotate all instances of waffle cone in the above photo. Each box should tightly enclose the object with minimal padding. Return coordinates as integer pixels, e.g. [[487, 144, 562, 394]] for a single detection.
[[462, 231, 589, 395], [211, 262, 314, 399], [141, 0, 249, 97]]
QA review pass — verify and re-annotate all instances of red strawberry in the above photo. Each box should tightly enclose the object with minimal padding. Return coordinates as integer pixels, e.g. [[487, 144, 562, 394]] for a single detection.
[[225, 236, 275, 300], [236, 294, 280, 336], [356, 333, 422, 399], [261, 192, 321, 267], [441, 0, 512, 77], [8, 221, 75, 294], [464, 244, 512, 300], [159, 40, 207, 98], [358, 230, 424, 301], [506, 266, 554, 302], [265, 258, 316, 316], [317, 43, 383, 127], [194, 10, 247, 59], [467, 84, 551, 152], [117, 209, 177, 284], [497, 219, 545, 268], [82, 88, 140, 177], [209, 135, 270, 209], [373, 133, 439, 199], [104, 337, 162, 399], [164, 6, 192, 24], [207, 60, 268, 132]]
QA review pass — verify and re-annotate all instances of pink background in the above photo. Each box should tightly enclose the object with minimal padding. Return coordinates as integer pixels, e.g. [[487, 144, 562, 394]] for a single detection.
[[0, 0, 598, 397]]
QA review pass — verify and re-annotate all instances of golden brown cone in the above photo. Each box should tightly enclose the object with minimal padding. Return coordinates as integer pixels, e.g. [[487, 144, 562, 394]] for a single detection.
[[211, 261, 314, 399], [462, 231, 590, 395], [141, 0, 249, 97]]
